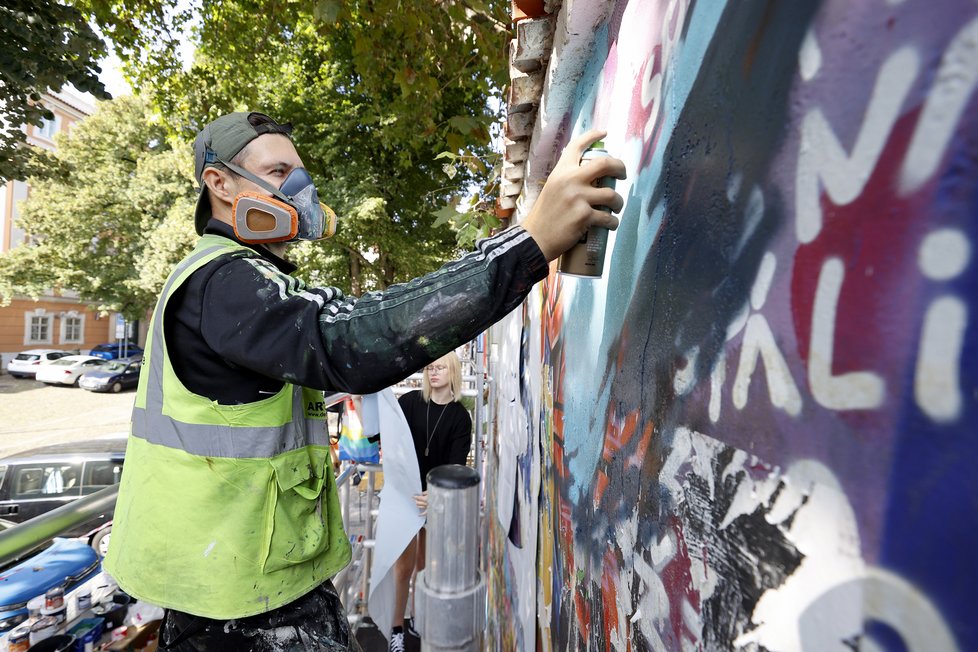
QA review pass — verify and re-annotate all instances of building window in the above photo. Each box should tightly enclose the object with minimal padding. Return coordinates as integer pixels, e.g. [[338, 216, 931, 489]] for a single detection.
[[61, 313, 84, 344], [36, 114, 61, 140], [30, 316, 50, 342], [25, 311, 53, 345]]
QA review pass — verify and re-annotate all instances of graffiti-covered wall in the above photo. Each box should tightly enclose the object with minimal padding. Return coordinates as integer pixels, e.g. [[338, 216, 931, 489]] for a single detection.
[[486, 0, 978, 650]]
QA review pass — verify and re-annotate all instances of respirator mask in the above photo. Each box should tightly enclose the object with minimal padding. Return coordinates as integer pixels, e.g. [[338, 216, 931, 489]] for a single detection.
[[215, 157, 337, 244]]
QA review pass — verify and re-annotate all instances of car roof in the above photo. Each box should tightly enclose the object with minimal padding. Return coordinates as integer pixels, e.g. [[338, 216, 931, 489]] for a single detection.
[[53, 355, 103, 363], [0, 437, 128, 465], [16, 349, 64, 355]]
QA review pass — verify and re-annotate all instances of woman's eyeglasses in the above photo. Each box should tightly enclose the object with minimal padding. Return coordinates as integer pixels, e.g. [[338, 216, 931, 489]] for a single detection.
[[425, 364, 448, 373]]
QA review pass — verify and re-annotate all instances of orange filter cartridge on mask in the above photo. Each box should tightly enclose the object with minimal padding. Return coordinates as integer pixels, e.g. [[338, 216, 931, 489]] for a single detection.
[[232, 192, 300, 243]]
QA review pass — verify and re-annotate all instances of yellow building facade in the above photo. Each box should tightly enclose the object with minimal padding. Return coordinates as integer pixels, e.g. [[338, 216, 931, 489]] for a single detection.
[[0, 90, 123, 371]]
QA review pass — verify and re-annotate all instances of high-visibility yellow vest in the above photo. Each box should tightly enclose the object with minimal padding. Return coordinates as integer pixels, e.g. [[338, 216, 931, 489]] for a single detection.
[[104, 235, 350, 619]]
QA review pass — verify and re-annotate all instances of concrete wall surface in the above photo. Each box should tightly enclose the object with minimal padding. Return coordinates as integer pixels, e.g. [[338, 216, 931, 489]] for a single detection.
[[485, 0, 978, 650]]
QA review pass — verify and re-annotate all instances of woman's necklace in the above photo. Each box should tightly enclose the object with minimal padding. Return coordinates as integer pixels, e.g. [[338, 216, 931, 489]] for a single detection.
[[425, 399, 449, 456]]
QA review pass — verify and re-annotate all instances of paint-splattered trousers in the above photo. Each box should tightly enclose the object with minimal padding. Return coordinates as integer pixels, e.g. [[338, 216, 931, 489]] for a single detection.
[[159, 580, 362, 651]]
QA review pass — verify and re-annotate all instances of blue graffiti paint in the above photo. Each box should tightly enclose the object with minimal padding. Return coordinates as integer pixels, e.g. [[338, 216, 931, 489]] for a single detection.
[[558, 0, 731, 507]]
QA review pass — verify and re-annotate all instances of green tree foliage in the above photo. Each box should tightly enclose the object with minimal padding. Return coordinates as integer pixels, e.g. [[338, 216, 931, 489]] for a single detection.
[[0, 1, 110, 182], [0, 96, 197, 318], [78, 0, 511, 293]]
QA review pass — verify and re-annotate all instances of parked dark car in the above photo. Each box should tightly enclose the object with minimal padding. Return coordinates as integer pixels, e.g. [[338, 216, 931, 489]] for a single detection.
[[88, 343, 144, 360], [0, 438, 126, 556], [78, 356, 143, 393]]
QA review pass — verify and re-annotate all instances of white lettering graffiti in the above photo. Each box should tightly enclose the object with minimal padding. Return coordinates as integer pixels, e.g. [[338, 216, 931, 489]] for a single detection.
[[692, 24, 976, 423], [899, 16, 978, 195], [732, 252, 803, 416], [795, 47, 919, 244], [914, 229, 971, 421], [808, 258, 886, 410]]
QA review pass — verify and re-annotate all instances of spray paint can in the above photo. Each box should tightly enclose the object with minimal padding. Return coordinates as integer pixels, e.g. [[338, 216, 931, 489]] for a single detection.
[[557, 140, 616, 278], [8, 624, 31, 652]]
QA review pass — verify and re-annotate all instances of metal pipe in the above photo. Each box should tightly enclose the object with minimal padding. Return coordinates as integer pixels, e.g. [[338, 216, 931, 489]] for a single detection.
[[361, 464, 378, 609], [483, 335, 498, 509], [473, 335, 485, 476], [335, 537, 370, 626], [0, 484, 119, 567], [335, 462, 359, 488], [334, 460, 356, 609], [356, 463, 382, 476], [416, 465, 486, 651], [322, 391, 349, 410]]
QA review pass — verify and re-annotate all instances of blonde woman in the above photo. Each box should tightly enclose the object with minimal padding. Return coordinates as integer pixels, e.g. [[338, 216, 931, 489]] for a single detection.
[[389, 351, 472, 651]]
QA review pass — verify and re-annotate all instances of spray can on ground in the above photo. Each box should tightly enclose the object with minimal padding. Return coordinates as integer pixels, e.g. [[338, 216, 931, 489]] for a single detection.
[[557, 140, 616, 278]]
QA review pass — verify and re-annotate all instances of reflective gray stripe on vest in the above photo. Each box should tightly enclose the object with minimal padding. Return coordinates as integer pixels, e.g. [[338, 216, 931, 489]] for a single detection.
[[131, 400, 327, 458], [131, 243, 328, 458]]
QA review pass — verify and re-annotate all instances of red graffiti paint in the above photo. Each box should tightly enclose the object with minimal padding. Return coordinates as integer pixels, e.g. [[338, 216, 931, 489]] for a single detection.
[[594, 470, 611, 508], [791, 108, 930, 432], [661, 516, 701, 647], [553, 433, 567, 478], [602, 548, 623, 651], [602, 410, 640, 463], [574, 581, 592, 640], [628, 420, 655, 470]]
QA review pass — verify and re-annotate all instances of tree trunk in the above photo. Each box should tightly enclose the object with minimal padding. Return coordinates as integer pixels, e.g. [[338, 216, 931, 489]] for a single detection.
[[349, 251, 362, 296]]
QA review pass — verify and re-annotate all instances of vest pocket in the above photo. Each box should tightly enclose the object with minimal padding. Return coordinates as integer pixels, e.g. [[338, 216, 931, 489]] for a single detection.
[[261, 448, 331, 573]]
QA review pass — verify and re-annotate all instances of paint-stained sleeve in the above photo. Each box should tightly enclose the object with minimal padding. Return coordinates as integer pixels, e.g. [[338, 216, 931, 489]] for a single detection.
[[199, 227, 548, 394]]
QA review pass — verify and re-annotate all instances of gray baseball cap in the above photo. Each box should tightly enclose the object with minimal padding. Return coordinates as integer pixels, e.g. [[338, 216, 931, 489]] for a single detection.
[[192, 112, 293, 235]]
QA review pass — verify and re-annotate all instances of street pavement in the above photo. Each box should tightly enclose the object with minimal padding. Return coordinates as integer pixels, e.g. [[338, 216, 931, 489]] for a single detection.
[[0, 374, 134, 458]]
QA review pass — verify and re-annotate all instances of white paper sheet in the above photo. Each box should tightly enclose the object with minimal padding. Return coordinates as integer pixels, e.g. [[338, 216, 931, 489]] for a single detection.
[[366, 388, 425, 641]]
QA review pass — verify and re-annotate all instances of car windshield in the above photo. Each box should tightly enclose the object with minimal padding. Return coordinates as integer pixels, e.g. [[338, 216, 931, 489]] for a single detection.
[[14, 354, 39, 361], [51, 359, 76, 366], [104, 361, 128, 372], [92, 345, 114, 352]]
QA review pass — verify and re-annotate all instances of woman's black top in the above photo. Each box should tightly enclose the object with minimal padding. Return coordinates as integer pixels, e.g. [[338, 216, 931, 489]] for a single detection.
[[398, 390, 472, 490]]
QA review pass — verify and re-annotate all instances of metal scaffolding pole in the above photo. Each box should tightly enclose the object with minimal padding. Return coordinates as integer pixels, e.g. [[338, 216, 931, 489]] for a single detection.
[[473, 334, 485, 478]]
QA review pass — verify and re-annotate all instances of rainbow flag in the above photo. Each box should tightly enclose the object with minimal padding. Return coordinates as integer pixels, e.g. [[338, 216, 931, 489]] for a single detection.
[[338, 396, 380, 463]]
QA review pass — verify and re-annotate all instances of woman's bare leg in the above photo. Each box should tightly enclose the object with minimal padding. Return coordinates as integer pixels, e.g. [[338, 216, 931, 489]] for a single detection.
[[392, 535, 418, 628]]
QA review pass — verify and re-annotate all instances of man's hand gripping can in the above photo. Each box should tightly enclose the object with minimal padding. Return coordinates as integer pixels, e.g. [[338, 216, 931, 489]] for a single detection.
[[557, 141, 616, 278]]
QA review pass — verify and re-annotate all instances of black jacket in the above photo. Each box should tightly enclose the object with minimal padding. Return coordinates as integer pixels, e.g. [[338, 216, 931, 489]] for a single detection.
[[164, 220, 548, 404]]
